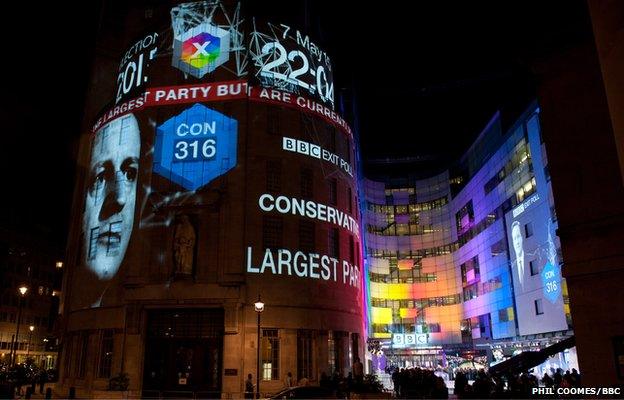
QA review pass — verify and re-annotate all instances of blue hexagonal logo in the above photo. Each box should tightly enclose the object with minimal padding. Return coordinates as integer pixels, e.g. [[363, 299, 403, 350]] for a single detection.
[[541, 262, 561, 304], [154, 103, 237, 191]]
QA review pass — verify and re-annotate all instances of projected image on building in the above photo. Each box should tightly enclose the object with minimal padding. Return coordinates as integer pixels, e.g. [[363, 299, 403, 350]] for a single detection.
[[80, 114, 141, 307], [249, 20, 335, 108], [170, 1, 246, 79], [506, 193, 568, 336]]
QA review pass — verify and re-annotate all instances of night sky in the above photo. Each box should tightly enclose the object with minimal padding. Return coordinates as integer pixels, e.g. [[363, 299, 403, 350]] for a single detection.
[[1, 0, 592, 246]]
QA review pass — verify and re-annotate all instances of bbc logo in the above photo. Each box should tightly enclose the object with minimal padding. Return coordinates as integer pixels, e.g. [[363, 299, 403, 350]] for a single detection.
[[393, 333, 428, 346], [283, 137, 322, 159]]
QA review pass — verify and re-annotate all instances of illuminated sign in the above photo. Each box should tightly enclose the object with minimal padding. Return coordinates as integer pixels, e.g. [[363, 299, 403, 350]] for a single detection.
[[173, 22, 230, 78], [92, 84, 354, 138], [154, 103, 237, 191], [258, 193, 359, 237], [392, 333, 428, 347], [541, 262, 561, 303], [283, 137, 353, 177], [250, 87, 351, 136], [250, 22, 334, 108], [93, 81, 249, 132], [116, 32, 159, 104], [512, 193, 540, 218], [246, 247, 360, 288]]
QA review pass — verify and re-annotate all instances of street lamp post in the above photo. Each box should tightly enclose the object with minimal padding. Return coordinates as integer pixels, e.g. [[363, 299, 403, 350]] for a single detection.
[[11, 285, 28, 366], [254, 296, 265, 399], [27, 325, 35, 358]]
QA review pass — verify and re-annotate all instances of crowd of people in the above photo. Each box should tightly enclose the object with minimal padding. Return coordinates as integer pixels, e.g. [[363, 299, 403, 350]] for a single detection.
[[388, 365, 581, 399], [391, 367, 449, 399], [453, 368, 581, 398], [0, 361, 54, 398]]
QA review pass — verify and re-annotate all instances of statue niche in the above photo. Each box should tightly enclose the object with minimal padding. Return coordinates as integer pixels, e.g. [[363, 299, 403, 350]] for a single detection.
[[172, 214, 196, 277]]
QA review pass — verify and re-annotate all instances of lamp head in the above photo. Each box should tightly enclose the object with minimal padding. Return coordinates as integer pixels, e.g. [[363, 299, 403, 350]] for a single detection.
[[18, 286, 28, 296], [254, 296, 265, 313]]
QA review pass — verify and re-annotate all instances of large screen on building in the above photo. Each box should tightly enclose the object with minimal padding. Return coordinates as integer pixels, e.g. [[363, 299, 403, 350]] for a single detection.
[[505, 193, 568, 336]]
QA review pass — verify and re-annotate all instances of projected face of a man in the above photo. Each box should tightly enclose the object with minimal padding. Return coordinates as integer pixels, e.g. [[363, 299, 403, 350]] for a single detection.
[[512, 223, 523, 257], [83, 114, 140, 280]]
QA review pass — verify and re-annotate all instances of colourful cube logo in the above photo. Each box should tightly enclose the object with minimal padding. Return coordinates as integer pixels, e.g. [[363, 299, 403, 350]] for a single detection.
[[173, 22, 230, 78], [181, 32, 221, 69]]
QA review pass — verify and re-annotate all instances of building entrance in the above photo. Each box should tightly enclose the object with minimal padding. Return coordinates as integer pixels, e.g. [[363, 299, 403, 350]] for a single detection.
[[142, 309, 224, 398], [386, 347, 446, 370]]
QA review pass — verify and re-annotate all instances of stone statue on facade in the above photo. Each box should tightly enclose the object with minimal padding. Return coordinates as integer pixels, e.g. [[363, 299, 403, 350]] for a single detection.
[[173, 215, 196, 276]]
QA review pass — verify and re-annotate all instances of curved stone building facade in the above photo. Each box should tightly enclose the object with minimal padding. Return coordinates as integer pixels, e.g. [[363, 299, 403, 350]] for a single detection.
[[58, 1, 364, 397]]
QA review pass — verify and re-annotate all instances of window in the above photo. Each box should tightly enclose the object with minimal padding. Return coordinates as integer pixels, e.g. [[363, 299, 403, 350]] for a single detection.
[[262, 216, 283, 250], [77, 332, 89, 378], [535, 299, 544, 315], [267, 108, 280, 135], [349, 236, 355, 263], [530, 260, 539, 276], [331, 331, 346, 374], [106, 222, 122, 256], [478, 314, 492, 339], [460, 256, 480, 285], [300, 168, 313, 199], [463, 284, 478, 301], [262, 329, 280, 380], [299, 221, 315, 253], [98, 329, 114, 378], [525, 222, 533, 238], [347, 187, 353, 214], [428, 323, 441, 333], [63, 335, 74, 377], [327, 331, 335, 374], [351, 333, 359, 362], [328, 127, 336, 152], [88, 227, 99, 260], [297, 330, 314, 381], [328, 179, 337, 206], [490, 239, 506, 257], [328, 229, 339, 258], [455, 201, 474, 233], [484, 174, 499, 194], [266, 160, 282, 193], [516, 177, 537, 203], [498, 307, 514, 322]]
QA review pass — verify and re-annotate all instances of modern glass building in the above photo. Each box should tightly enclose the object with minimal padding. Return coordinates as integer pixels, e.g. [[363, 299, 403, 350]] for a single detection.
[[363, 103, 575, 373]]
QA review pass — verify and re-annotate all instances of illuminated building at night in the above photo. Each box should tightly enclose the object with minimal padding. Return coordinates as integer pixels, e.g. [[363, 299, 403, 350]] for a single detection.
[[58, 1, 363, 398], [363, 103, 576, 373], [0, 223, 63, 369]]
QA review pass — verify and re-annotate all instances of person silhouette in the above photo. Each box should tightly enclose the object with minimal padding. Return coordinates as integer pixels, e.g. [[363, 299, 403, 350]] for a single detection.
[[511, 221, 526, 289]]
